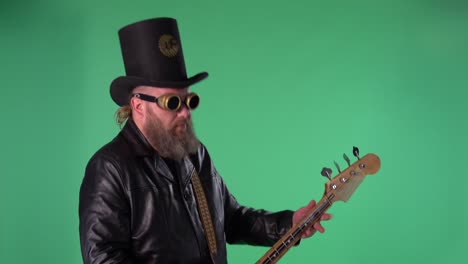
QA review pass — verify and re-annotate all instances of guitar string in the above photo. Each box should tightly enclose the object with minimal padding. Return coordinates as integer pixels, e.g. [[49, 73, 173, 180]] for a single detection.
[[263, 195, 334, 263]]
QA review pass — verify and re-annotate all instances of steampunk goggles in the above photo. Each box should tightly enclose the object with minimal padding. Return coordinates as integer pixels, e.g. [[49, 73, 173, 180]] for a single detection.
[[133, 92, 200, 112]]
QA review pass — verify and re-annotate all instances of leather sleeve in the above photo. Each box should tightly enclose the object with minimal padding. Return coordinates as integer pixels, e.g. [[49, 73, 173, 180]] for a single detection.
[[220, 175, 294, 246], [79, 155, 135, 264]]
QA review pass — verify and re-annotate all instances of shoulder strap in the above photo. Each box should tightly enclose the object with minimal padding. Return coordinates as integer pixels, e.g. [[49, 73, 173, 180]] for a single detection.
[[191, 169, 218, 260]]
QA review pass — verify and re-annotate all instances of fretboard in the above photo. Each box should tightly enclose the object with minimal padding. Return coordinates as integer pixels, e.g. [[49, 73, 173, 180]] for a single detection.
[[256, 194, 334, 264]]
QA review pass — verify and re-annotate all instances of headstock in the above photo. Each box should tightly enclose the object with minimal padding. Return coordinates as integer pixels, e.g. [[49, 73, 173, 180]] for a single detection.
[[321, 147, 380, 202]]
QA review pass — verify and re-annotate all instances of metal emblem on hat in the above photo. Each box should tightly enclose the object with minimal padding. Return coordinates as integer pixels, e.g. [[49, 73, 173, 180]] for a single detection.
[[159, 34, 179, 57]]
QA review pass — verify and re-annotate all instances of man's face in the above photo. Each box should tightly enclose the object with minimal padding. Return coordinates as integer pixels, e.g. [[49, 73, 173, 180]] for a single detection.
[[136, 86, 200, 160]]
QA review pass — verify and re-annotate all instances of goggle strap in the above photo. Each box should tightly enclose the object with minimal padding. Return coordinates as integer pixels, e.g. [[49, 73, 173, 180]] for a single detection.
[[133, 93, 157, 103]]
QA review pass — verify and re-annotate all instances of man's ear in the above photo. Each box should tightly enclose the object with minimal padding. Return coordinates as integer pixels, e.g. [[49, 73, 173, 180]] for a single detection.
[[130, 96, 144, 116]]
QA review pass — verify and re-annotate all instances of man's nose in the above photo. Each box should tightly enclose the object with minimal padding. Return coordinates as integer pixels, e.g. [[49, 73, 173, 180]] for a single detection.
[[177, 104, 190, 118]]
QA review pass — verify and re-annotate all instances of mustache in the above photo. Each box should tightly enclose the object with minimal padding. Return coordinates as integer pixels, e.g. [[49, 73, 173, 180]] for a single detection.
[[171, 118, 191, 128]]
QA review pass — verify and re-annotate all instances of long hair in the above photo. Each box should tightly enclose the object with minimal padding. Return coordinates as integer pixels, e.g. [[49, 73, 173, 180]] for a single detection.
[[115, 105, 132, 128]]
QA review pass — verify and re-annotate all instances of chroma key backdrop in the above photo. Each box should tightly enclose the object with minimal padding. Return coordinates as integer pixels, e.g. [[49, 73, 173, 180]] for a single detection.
[[1, 0, 467, 263]]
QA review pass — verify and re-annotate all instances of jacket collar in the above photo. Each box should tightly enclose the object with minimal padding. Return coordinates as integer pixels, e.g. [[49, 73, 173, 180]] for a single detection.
[[121, 119, 154, 157]]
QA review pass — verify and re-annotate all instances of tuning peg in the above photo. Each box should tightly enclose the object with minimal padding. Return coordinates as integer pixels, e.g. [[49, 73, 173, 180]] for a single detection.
[[353, 146, 360, 160], [343, 153, 351, 166], [321, 167, 332, 180], [334, 161, 341, 173]]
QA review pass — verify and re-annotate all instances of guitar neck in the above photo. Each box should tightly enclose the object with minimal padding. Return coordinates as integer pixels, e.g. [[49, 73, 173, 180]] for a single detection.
[[256, 194, 334, 264]]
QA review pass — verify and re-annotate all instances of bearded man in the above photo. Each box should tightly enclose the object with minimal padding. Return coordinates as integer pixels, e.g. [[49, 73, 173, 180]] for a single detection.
[[79, 17, 330, 264]]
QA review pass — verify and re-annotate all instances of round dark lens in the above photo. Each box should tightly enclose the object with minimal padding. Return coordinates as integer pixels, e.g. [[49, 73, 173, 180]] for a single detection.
[[188, 95, 200, 109], [167, 96, 180, 110]]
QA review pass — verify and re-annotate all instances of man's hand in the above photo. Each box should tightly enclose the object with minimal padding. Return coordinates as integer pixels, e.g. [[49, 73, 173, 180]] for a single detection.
[[293, 199, 332, 238]]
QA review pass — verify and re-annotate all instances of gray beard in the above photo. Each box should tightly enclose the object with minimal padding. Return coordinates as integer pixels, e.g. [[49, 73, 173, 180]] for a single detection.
[[143, 112, 200, 161]]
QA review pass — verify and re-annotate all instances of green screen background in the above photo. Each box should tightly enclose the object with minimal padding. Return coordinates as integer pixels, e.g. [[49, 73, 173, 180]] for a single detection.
[[1, 0, 467, 263]]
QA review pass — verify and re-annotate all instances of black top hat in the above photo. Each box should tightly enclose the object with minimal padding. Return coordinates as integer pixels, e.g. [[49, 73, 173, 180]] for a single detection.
[[110, 17, 208, 106]]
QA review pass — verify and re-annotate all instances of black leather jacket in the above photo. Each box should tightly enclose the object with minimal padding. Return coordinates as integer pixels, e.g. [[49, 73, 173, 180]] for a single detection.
[[79, 120, 294, 263]]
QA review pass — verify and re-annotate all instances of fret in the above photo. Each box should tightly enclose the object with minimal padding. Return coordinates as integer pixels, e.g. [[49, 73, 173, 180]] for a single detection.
[[277, 242, 287, 252], [272, 248, 280, 258]]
